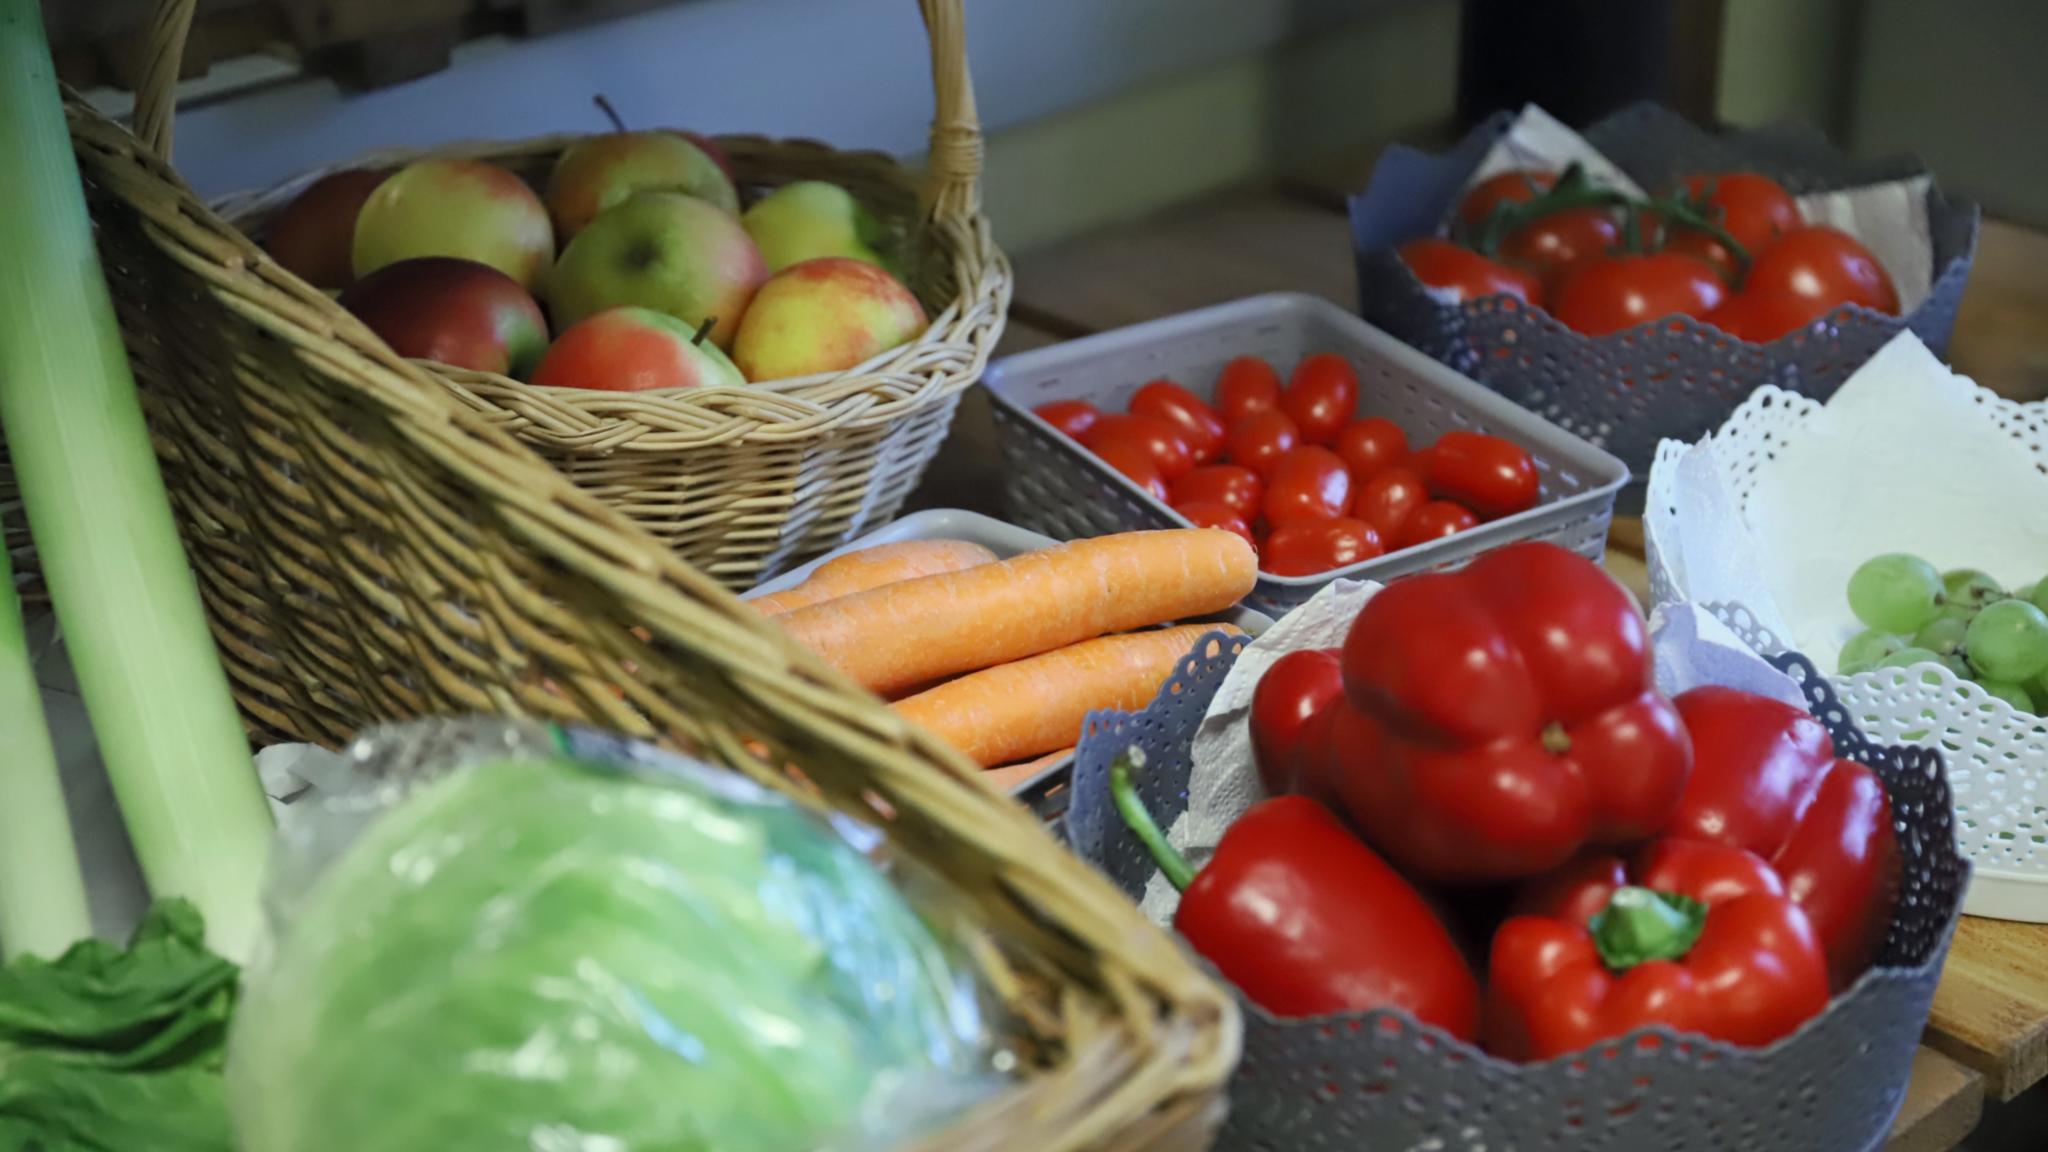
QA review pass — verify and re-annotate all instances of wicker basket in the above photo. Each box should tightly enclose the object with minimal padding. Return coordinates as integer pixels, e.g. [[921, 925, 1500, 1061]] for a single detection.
[[18, 1, 1236, 1146], [43, 0, 1009, 593]]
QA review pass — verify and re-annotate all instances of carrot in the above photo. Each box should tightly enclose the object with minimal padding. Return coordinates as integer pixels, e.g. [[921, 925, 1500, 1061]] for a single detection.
[[985, 747, 1074, 793], [750, 539, 998, 616], [775, 529, 1256, 695], [895, 624, 1239, 767]]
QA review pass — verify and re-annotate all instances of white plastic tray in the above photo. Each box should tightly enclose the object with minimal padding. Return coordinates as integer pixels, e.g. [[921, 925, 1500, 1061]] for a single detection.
[[747, 508, 1272, 811]]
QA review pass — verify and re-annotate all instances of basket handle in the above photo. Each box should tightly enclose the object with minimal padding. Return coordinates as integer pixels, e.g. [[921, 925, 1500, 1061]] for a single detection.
[[135, 0, 982, 208], [918, 0, 984, 221], [134, 0, 197, 160]]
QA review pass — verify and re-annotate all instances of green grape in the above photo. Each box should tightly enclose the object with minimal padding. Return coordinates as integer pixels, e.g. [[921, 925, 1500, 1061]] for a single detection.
[[2018, 582, 2038, 603], [1877, 646, 1947, 683], [1942, 653, 1973, 679], [1913, 615, 1971, 659], [2033, 580, 2048, 615], [1979, 680, 2037, 713], [1847, 554, 1944, 633], [1838, 629, 1908, 674], [1943, 568, 2007, 613], [1964, 600, 2048, 682]]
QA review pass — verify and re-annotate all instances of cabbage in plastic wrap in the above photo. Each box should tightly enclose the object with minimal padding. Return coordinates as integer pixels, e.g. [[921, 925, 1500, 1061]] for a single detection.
[[226, 721, 995, 1152]]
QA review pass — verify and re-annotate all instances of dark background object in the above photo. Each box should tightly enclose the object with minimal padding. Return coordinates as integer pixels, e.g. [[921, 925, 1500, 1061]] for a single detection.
[[1457, 0, 1723, 128]]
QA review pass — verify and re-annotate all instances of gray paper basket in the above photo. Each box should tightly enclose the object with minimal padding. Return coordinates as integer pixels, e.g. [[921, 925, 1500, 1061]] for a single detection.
[[743, 508, 1270, 817], [1349, 102, 1980, 514], [1063, 641, 1966, 1152], [984, 294, 1627, 618]]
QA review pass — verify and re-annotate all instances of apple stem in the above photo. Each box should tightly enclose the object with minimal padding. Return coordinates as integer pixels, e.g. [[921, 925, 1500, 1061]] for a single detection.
[[692, 317, 715, 347], [592, 93, 628, 134]]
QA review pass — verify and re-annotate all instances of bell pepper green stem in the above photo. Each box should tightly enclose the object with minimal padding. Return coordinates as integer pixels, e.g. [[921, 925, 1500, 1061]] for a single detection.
[[1589, 886, 1708, 971], [1109, 748, 1197, 892]]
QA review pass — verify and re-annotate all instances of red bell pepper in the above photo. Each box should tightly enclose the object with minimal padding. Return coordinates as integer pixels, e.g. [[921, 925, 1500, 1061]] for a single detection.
[[1486, 853, 1831, 1060], [1250, 649, 1344, 798], [1332, 541, 1693, 883], [1111, 749, 1480, 1036], [1668, 687, 1901, 988]]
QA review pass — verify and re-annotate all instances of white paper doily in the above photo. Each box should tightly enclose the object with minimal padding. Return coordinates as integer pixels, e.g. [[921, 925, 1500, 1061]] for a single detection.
[[1648, 334, 2048, 920]]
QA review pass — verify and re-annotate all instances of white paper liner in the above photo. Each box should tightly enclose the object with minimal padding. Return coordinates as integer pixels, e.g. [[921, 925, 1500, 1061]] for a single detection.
[[1461, 105, 1935, 309]]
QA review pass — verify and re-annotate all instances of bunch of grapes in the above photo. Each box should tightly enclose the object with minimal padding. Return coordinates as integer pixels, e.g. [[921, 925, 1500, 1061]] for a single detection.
[[1839, 553, 2048, 713]]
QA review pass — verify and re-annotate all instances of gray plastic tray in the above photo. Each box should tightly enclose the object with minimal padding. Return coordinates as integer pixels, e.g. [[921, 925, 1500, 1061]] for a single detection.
[[1348, 102, 1980, 514], [983, 293, 1629, 617], [745, 508, 1270, 816], [1062, 640, 1966, 1152]]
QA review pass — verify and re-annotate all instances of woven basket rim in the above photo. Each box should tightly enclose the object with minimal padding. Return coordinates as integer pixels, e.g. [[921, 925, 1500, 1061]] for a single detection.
[[210, 130, 1012, 447]]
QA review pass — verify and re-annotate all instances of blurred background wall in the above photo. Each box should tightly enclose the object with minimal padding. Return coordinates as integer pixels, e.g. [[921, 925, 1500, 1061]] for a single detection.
[[69, 0, 2048, 248]]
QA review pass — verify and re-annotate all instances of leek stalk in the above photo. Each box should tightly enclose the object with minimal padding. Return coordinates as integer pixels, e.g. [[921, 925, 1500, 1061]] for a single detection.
[[0, 546, 92, 959], [0, 0, 271, 962]]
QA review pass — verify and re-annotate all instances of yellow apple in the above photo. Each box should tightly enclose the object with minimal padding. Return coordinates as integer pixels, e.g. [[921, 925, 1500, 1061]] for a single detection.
[[741, 181, 889, 273], [351, 159, 554, 292], [547, 131, 739, 242], [732, 257, 927, 381]]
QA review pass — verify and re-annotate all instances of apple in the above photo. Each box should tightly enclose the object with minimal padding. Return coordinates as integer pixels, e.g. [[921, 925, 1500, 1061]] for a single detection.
[[547, 131, 740, 241], [672, 130, 736, 183], [741, 181, 890, 273], [531, 306, 745, 392], [352, 158, 555, 292], [264, 168, 389, 290], [732, 257, 927, 381], [546, 191, 767, 348], [338, 257, 549, 377]]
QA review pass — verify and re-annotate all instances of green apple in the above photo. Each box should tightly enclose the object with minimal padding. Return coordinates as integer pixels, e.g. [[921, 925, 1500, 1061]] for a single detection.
[[732, 256, 926, 381], [741, 181, 889, 273], [546, 192, 767, 348], [546, 131, 739, 242], [351, 158, 554, 292], [530, 306, 744, 391]]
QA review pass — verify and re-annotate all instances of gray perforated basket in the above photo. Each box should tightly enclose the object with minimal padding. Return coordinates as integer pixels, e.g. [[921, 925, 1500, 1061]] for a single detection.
[[1063, 638, 1967, 1152], [984, 294, 1628, 618], [1348, 102, 1980, 514]]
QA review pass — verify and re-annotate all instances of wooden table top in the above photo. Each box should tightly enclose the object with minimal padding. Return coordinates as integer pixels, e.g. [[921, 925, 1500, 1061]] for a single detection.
[[922, 147, 2048, 1146]]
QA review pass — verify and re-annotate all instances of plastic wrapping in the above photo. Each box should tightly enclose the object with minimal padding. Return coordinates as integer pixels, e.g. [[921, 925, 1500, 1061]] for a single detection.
[[226, 717, 998, 1152]]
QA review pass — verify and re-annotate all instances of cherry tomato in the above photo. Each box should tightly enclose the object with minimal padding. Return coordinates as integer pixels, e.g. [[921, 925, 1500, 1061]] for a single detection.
[[1553, 252, 1726, 336], [1334, 417, 1410, 484], [1744, 226, 1899, 316], [1397, 500, 1480, 548], [1661, 225, 1739, 284], [1500, 207, 1622, 291], [1216, 356, 1282, 424], [1427, 431, 1539, 520], [1033, 399, 1099, 439], [1224, 409, 1300, 479], [1174, 499, 1255, 547], [1456, 169, 1557, 231], [1398, 239, 1544, 306], [1130, 379, 1226, 464], [1679, 172, 1801, 258], [1282, 353, 1358, 446], [1351, 465, 1428, 539], [1263, 518, 1384, 577], [1083, 413, 1193, 481], [1089, 436, 1168, 502], [1170, 464, 1263, 520], [1705, 290, 1834, 344], [1263, 445, 1353, 528]]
